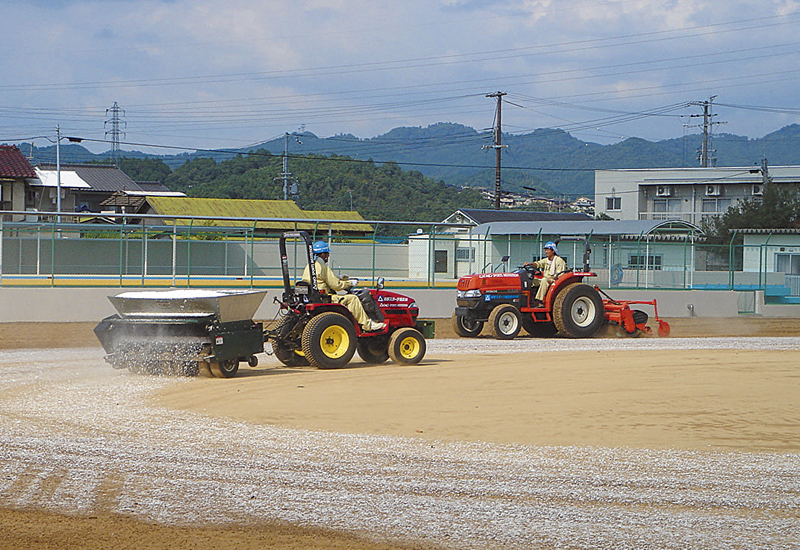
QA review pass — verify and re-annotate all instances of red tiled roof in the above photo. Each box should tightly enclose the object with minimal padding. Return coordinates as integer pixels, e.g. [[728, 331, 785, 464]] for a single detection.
[[0, 145, 36, 178]]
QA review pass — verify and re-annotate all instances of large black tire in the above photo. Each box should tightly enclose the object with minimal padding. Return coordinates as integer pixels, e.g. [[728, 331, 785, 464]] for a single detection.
[[301, 312, 357, 369], [208, 359, 239, 378], [488, 304, 522, 340], [552, 283, 605, 338], [388, 327, 426, 365], [521, 315, 559, 337], [271, 315, 309, 367], [451, 311, 484, 337], [356, 336, 390, 364]]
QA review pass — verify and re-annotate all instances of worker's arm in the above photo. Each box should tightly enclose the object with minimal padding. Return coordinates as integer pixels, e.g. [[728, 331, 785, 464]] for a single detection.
[[318, 262, 352, 293]]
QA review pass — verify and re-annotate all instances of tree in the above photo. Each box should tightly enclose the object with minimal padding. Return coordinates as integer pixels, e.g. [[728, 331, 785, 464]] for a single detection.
[[119, 157, 172, 184], [704, 183, 800, 240]]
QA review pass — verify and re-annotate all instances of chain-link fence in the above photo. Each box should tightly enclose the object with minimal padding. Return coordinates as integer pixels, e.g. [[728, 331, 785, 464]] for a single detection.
[[1, 216, 797, 300]]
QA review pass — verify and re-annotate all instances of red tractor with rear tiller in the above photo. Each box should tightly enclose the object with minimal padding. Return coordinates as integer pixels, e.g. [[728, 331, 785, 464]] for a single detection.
[[452, 239, 670, 339], [265, 231, 427, 368]]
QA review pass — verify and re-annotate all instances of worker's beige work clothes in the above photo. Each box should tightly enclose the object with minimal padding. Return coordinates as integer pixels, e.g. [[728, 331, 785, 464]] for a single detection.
[[531, 255, 568, 301], [302, 259, 371, 329]]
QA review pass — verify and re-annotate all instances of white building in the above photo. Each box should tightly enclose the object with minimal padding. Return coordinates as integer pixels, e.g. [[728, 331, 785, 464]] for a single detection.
[[594, 165, 800, 224]]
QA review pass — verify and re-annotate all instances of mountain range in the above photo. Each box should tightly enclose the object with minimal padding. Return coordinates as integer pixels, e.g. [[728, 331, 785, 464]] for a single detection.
[[16, 123, 800, 198]]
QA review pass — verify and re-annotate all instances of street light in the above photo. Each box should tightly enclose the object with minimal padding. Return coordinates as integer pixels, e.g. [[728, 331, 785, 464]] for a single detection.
[[51, 126, 82, 222]]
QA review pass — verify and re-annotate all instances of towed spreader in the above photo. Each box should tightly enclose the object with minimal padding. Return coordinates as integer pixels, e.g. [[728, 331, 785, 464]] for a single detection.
[[94, 289, 267, 377]]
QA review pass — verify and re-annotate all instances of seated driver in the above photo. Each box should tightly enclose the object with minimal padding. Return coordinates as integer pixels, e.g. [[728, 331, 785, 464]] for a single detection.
[[302, 241, 386, 332], [525, 241, 567, 307]]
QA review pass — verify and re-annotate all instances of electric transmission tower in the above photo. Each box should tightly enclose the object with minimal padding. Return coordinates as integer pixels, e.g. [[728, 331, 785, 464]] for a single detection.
[[104, 102, 126, 167]]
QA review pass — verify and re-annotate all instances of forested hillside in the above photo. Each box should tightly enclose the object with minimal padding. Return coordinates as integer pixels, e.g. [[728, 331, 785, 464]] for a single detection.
[[22, 123, 800, 203], [121, 151, 488, 223]]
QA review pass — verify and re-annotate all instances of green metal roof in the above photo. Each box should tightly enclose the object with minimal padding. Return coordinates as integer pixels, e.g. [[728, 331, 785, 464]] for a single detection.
[[145, 197, 371, 232]]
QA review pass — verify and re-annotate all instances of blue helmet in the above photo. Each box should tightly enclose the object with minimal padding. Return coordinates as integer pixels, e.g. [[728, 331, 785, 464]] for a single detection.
[[312, 241, 331, 255], [544, 241, 558, 255]]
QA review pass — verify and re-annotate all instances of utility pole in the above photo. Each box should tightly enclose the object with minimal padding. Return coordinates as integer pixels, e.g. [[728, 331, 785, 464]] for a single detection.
[[689, 96, 723, 168], [277, 132, 301, 202], [485, 91, 507, 209], [750, 158, 772, 186], [104, 102, 126, 167]]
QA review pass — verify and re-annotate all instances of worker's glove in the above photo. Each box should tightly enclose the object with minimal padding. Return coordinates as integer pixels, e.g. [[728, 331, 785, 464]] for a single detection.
[[349, 278, 359, 288]]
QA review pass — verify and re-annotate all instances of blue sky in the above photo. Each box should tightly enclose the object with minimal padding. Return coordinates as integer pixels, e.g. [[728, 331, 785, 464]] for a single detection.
[[2, 0, 800, 156]]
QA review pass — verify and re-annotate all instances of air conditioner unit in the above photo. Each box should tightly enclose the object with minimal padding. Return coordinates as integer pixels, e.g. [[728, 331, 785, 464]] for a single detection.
[[752, 184, 763, 196], [655, 185, 672, 197], [705, 184, 722, 196]]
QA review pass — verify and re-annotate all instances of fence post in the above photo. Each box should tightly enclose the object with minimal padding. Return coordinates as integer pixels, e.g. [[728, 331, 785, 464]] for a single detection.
[[118, 217, 126, 286], [142, 224, 147, 287], [50, 218, 57, 287], [250, 220, 257, 288], [171, 223, 177, 287], [728, 231, 737, 290], [186, 218, 194, 287], [371, 223, 379, 283]]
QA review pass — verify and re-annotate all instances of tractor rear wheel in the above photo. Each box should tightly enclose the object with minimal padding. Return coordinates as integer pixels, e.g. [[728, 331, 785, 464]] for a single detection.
[[521, 315, 559, 337], [356, 337, 390, 364], [388, 327, 426, 365], [488, 304, 522, 340], [451, 311, 484, 337], [552, 283, 605, 338], [301, 312, 357, 369]]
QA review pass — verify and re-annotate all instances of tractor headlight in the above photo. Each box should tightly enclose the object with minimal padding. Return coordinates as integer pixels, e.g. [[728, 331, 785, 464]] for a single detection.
[[457, 289, 482, 299]]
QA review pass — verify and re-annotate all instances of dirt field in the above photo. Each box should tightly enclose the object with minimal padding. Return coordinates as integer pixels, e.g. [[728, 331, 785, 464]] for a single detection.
[[1, 317, 799, 549], [3, 315, 800, 349]]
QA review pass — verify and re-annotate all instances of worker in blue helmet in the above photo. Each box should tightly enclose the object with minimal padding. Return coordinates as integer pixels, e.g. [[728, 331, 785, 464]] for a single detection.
[[525, 241, 568, 308], [312, 240, 330, 255], [303, 241, 386, 332]]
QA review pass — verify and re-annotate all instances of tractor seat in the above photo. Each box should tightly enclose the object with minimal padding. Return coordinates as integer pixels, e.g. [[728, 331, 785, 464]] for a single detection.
[[294, 280, 327, 303]]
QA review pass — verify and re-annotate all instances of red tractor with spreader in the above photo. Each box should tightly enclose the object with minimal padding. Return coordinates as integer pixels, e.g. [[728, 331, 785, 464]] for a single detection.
[[452, 239, 669, 339], [266, 231, 428, 369]]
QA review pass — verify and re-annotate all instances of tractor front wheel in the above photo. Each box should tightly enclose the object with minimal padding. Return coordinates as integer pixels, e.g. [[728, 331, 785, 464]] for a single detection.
[[488, 304, 521, 340], [356, 337, 390, 364], [451, 311, 484, 337], [302, 312, 357, 369], [552, 283, 605, 338], [388, 327, 426, 365]]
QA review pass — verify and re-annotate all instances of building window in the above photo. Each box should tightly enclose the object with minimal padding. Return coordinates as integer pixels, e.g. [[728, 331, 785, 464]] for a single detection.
[[628, 254, 662, 270], [652, 198, 684, 220], [606, 196, 621, 211], [434, 250, 448, 273], [776, 254, 800, 275], [456, 247, 475, 261], [701, 198, 732, 213]]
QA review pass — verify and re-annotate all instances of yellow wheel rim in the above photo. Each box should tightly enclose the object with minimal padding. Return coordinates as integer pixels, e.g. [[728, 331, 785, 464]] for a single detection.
[[398, 336, 420, 359], [320, 325, 350, 358]]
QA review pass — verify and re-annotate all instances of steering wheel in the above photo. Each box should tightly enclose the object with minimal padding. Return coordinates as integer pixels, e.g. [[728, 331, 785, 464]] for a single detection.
[[522, 263, 542, 277]]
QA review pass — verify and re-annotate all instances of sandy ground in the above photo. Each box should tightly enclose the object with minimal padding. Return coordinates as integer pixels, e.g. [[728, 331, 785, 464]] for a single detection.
[[1, 318, 799, 549]]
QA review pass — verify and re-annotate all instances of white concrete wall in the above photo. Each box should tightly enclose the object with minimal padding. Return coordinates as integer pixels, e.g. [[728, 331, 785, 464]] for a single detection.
[[0, 287, 768, 324]]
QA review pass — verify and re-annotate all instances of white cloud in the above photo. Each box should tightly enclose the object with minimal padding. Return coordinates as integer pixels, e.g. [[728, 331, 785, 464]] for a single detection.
[[1, 0, 799, 150]]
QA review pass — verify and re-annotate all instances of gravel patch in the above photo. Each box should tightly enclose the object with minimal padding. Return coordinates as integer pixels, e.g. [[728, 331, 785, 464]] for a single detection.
[[0, 341, 798, 549]]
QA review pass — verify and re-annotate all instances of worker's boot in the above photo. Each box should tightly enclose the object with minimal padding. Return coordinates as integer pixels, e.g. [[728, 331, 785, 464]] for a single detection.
[[364, 320, 387, 332]]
